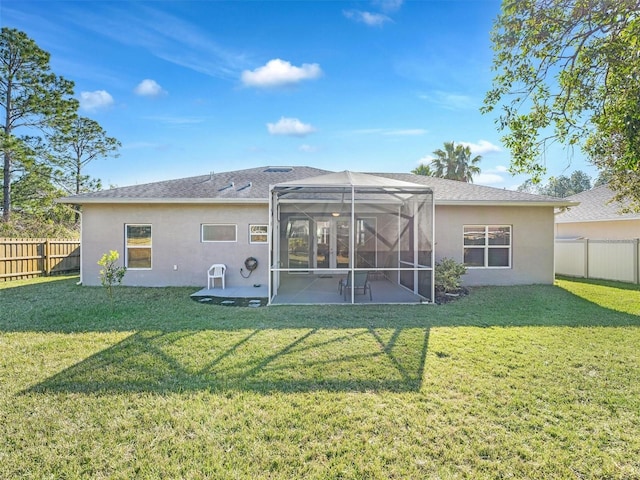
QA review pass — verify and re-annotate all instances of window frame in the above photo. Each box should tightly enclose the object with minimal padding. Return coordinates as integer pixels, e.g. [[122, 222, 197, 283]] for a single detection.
[[125, 224, 152, 270], [463, 225, 512, 269], [201, 224, 237, 243], [249, 224, 268, 244]]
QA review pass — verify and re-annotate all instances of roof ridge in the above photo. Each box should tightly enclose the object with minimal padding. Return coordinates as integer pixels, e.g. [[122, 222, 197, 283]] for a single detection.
[[59, 166, 573, 206]]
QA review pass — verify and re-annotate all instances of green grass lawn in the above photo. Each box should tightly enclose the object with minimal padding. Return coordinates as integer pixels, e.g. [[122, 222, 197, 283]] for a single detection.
[[1, 275, 639, 479]]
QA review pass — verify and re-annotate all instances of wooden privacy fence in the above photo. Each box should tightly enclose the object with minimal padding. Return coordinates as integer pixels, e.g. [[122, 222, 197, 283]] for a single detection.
[[555, 238, 640, 284], [0, 238, 80, 282]]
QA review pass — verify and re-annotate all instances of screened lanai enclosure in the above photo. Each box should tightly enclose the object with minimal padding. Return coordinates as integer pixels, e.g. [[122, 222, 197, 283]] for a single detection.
[[268, 171, 434, 304]]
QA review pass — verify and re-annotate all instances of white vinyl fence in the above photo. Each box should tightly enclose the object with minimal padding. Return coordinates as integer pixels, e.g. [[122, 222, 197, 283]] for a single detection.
[[555, 238, 640, 284]]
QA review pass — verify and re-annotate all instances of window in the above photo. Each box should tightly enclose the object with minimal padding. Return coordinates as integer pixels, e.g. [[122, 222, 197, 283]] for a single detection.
[[249, 224, 268, 244], [463, 225, 511, 268], [125, 224, 152, 269], [202, 224, 237, 242]]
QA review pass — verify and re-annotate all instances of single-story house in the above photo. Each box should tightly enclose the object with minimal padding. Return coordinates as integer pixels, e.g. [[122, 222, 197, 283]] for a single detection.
[[61, 166, 575, 304], [555, 184, 640, 239]]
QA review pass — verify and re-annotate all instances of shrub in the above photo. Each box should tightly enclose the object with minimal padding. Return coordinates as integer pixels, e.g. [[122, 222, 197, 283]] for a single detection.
[[435, 257, 467, 293], [97, 250, 127, 308]]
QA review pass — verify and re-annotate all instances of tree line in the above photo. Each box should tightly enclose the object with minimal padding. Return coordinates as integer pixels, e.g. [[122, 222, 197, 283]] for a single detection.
[[1, 28, 119, 237], [517, 170, 608, 198]]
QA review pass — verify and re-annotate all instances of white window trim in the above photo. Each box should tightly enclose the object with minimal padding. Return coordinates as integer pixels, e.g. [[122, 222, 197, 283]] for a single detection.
[[202, 224, 237, 243], [463, 225, 512, 269], [125, 224, 152, 270], [249, 224, 268, 244]]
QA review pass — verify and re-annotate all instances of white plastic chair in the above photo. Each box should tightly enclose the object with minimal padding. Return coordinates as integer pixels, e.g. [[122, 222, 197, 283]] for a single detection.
[[207, 264, 226, 289]]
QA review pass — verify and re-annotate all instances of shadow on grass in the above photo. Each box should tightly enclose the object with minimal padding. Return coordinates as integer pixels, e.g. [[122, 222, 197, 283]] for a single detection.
[[26, 326, 431, 394], [5, 276, 639, 395], [3, 276, 640, 334]]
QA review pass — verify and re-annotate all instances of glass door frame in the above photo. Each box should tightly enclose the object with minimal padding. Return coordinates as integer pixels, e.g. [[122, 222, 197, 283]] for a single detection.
[[315, 216, 350, 271], [286, 217, 311, 272]]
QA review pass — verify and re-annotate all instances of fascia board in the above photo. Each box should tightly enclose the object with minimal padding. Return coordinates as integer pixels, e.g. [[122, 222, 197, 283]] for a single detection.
[[434, 200, 579, 208], [56, 197, 268, 205], [58, 197, 577, 208], [555, 216, 640, 224]]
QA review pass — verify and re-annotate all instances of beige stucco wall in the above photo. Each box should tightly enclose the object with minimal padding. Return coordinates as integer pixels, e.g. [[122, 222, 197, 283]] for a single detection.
[[556, 219, 640, 240], [434, 205, 556, 286], [80, 202, 557, 288], [81, 203, 269, 287]]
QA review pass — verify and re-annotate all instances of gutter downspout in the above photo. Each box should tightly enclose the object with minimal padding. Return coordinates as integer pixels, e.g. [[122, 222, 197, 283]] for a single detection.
[[69, 207, 83, 285], [553, 207, 568, 280]]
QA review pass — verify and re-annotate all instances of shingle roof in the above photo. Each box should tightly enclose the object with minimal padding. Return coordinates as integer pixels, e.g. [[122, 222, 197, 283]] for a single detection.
[[371, 173, 572, 205], [555, 185, 640, 223], [60, 166, 331, 203], [59, 166, 574, 207]]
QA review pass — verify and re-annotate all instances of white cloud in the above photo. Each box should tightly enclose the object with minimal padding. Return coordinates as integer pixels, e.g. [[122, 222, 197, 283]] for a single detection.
[[299, 144, 319, 153], [69, 4, 248, 80], [343, 10, 392, 27], [384, 129, 427, 136], [241, 59, 322, 88], [474, 173, 505, 186], [134, 79, 167, 97], [79, 90, 114, 111], [373, 0, 404, 12], [473, 166, 520, 187], [267, 117, 316, 137], [459, 140, 502, 155], [419, 91, 475, 110]]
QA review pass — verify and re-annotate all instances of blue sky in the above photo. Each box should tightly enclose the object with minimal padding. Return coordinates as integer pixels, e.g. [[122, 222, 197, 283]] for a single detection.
[[3, 0, 598, 189]]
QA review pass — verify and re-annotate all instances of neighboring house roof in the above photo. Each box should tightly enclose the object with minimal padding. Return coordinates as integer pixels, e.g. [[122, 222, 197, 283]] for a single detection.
[[555, 185, 640, 223], [59, 166, 575, 207]]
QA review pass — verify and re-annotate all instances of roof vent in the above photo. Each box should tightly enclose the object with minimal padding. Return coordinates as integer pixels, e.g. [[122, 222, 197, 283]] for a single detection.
[[264, 167, 293, 173], [218, 181, 234, 191], [237, 182, 252, 191]]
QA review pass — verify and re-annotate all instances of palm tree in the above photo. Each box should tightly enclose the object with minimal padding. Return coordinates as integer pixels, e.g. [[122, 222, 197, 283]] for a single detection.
[[454, 144, 481, 183], [430, 141, 458, 180], [411, 163, 433, 176], [429, 141, 482, 183]]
